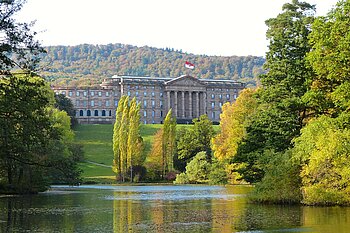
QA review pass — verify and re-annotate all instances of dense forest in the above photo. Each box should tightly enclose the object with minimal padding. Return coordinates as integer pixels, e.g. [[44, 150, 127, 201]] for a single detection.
[[39, 44, 265, 87]]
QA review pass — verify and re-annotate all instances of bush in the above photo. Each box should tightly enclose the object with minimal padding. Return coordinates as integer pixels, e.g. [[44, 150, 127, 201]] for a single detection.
[[208, 161, 228, 185], [249, 150, 302, 204], [174, 173, 190, 184]]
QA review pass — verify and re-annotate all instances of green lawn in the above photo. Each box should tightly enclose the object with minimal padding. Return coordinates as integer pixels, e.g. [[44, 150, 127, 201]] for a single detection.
[[74, 124, 163, 181], [74, 123, 219, 182]]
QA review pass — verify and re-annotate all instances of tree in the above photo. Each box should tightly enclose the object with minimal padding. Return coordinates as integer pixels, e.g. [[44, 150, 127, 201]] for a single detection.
[[54, 94, 78, 128], [127, 97, 143, 181], [112, 96, 144, 182], [177, 115, 215, 168], [235, 0, 316, 183], [212, 88, 257, 162], [0, 75, 80, 193], [119, 96, 130, 182], [0, 0, 44, 73], [292, 116, 350, 205], [112, 95, 127, 179], [174, 151, 210, 184], [161, 109, 176, 177], [306, 0, 350, 117]]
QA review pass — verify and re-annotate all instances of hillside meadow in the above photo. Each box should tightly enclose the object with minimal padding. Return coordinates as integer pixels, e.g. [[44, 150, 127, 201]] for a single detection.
[[74, 124, 214, 182]]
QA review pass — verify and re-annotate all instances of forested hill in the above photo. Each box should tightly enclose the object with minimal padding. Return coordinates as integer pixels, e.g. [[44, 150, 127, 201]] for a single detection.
[[39, 43, 265, 87]]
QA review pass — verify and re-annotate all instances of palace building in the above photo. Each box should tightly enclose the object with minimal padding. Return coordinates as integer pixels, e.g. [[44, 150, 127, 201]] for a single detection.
[[52, 75, 245, 124]]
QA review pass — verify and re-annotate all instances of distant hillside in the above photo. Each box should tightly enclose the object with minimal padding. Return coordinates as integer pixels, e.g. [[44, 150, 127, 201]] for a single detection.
[[39, 43, 265, 87]]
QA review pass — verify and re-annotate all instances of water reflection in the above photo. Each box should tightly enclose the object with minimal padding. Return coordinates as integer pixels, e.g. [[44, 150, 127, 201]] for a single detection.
[[0, 185, 349, 232]]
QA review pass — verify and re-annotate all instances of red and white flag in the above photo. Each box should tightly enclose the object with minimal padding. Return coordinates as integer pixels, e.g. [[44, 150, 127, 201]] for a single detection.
[[185, 61, 195, 69]]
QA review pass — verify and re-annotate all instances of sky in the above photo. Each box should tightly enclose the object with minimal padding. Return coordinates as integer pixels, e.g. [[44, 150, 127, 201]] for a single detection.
[[17, 0, 339, 57]]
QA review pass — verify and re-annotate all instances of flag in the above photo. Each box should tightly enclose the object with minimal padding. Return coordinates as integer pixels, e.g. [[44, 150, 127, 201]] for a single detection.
[[185, 61, 195, 69]]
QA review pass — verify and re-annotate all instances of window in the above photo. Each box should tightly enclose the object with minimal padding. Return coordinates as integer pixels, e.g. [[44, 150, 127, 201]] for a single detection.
[[152, 100, 155, 107], [234, 94, 237, 99], [106, 92, 109, 97], [61, 91, 66, 96], [212, 111, 215, 119], [152, 110, 155, 117], [69, 91, 72, 97], [102, 110, 106, 116], [144, 100, 147, 107], [211, 94, 215, 99], [226, 94, 230, 100], [76, 100, 80, 106], [98, 91, 102, 97], [127, 91, 131, 96], [83, 100, 87, 107], [83, 91, 87, 97], [94, 110, 98, 116], [115, 100, 118, 107], [91, 91, 94, 96], [160, 110, 163, 117], [87, 110, 91, 116], [219, 94, 222, 99], [109, 110, 112, 116], [91, 100, 95, 107], [98, 100, 102, 107], [76, 91, 80, 97], [160, 100, 163, 108], [79, 110, 84, 116], [151, 92, 155, 97], [144, 110, 147, 117], [136, 91, 139, 97], [144, 92, 147, 97], [135, 85, 139, 89], [160, 92, 163, 97], [106, 100, 110, 107], [219, 102, 223, 108], [211, 102, 215, 109]]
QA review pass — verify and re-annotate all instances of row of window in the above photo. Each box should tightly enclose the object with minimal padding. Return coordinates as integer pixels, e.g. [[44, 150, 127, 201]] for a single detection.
[[75, 100, 111, 107], [59, 90, 110, 97], [78, 109, 112, 117], [126, 91, 162, 98], [210, 93, 237, 100], [126, 85, 156, 90]]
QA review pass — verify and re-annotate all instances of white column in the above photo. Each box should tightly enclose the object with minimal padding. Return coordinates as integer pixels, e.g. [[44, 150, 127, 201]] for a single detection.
[[189, 91, 192, 118], [167, 91, 171, 114], [182, 91, 185, 118], [204, 92, 207, 114], [196, 92, 200, 117], [174, 91, 178, 117]]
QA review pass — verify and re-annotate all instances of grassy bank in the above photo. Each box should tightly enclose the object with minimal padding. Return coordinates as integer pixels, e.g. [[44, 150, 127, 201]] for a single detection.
[[74, 124, 162, 182], [75, 123, 219, 183]]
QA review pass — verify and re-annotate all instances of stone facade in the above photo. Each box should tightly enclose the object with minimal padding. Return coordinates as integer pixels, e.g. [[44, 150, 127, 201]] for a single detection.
[[52, 75, 245, 124]]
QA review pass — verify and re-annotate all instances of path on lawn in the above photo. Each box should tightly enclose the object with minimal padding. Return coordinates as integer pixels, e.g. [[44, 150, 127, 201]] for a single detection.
[[85, 160, 112, 168]]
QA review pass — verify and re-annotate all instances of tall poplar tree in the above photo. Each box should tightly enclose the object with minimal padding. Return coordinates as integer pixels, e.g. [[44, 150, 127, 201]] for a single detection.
[[112, 95, 127, 179], [161, 109, 176, 177], [119, 96, 130, 181], [127, 97, 142, 181]]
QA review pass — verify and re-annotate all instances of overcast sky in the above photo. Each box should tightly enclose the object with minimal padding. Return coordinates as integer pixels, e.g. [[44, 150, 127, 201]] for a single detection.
[[17, 0, 339, 57]]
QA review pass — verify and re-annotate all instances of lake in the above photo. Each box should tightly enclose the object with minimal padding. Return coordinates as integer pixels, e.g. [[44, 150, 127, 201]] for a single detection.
[[0, 185, 349, 232]]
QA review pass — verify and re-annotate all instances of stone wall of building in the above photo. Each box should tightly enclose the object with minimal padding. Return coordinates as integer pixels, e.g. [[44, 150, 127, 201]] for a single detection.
[[52, 75, 245, 124]]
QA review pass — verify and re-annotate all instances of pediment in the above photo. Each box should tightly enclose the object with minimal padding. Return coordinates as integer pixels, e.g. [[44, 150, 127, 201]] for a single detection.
[[165, 75, 205, 87]]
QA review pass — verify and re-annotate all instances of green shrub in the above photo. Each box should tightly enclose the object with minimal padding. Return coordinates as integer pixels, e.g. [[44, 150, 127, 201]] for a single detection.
[[174, 173, 190, 184]]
